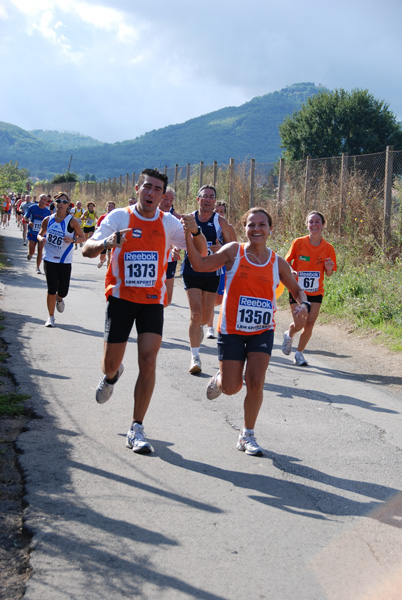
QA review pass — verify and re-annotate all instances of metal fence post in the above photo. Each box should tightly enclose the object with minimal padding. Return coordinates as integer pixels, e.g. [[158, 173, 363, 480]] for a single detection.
[[199, 161, 204, 189], [228, 158, 235, 218], [277, 158, 284, 213], [383, 145, 394, 250], [186, 164, 190, 199], [304, 156, 311, 205], [213, 161, 217, 188], [249, 158, 255, 208], [339, 153, 349, 234]]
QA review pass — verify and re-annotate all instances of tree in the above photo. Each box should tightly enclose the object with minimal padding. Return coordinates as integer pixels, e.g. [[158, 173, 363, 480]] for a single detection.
[[0, 161, 30, 193], [51, 172, 79, 184], [279, 88, 402, 160]]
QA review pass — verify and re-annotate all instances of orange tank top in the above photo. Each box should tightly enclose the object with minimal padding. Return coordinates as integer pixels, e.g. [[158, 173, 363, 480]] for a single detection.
[[218, 244, 280, 335], [105, 207, 171, 305]]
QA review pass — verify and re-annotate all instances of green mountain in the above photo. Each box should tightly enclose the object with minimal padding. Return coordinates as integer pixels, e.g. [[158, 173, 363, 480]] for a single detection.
[[0, 83, 326, 180], [29, 129, 103, 150]]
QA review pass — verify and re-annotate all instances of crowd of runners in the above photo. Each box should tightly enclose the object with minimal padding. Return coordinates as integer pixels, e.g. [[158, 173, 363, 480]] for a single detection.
[[3, 168, 336, 458]]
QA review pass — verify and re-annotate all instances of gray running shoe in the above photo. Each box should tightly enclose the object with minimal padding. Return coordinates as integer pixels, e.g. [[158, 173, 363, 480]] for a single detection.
[[27, 253, 32, 261], [206, 372, 222, 400], [126, 423, 152, 454], [56, 298, 65, 313], [200, 325, 204, 344], [189, 355, 202, 374], [294, 351, 308, 366], [45, 316, 55, 328], [237, 429, 263, 456], [206, 327, 216, 339], [281, 331, 293, 355], [95, 364, 124, 404]]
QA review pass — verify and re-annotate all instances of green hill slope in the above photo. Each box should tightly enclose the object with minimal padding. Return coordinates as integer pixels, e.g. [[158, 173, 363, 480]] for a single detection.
[[29, 129, 103, 150], [0, 83, 326, 179]]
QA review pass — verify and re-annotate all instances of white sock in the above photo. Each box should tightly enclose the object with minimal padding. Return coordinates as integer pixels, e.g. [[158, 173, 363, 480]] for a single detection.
[[190, 348, 200, 358]]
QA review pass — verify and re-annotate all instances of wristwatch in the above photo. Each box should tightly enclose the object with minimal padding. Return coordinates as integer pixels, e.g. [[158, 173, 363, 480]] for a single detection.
[[301, 301, 311, 313], [192, 227, 202, 237]]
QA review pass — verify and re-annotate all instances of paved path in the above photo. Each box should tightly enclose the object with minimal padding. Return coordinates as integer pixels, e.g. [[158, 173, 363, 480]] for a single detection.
[[2, 221, 402, 600]]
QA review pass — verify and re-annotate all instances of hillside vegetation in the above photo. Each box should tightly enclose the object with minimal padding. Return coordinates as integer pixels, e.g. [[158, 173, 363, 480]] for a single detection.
[[0, 82, 326, 180]]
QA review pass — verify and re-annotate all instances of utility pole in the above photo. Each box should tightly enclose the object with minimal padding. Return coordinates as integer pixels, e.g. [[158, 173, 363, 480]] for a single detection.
[[67, 155, 73, 173]]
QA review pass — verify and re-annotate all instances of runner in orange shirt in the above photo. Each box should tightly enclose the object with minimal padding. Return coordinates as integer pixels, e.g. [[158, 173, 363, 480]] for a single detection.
[[82, 168, 207, 455], [281, 211, 337, 366], [184, 207, 309, 456]]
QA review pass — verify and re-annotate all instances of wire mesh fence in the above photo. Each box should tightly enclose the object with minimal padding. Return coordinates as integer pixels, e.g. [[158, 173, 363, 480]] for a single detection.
[[34, 147, 402, 255]]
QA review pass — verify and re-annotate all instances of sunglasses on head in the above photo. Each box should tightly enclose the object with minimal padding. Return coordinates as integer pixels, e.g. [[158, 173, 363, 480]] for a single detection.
[[55, 199, 69, 204]]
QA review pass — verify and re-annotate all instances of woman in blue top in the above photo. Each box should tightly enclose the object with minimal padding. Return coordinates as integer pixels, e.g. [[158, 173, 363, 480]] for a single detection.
[[37, 192, 85, 328]]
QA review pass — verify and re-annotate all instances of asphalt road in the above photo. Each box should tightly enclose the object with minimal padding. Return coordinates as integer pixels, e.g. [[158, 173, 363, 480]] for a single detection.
[[2, 221, 402, 600]]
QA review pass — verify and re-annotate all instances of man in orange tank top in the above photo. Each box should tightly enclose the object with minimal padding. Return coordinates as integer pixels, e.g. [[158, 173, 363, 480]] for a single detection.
[[83, 168, 207, 455]]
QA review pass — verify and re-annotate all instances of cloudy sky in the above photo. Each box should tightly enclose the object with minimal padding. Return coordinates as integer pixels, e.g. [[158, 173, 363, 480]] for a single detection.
[[1, 0, 401, 143]]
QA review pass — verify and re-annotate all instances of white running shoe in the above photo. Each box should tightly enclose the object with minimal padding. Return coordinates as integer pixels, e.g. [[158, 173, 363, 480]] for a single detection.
[[237, 429, 263, 456], [56, 298, 65, 313], [294, 351, 308, 366], [95, 364, 124, 404], [44, 316, 55, 328], [281, 331, 293, 355], [36, 267, 42, 274], [206, 372, 222, 400], [206, 327, 216, 339], [189, 355, 202, 374], [97, 260, 105, 268], [126, 423, 153, 454]]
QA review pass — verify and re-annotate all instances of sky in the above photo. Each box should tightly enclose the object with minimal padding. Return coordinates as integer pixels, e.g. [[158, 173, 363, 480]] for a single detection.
[[1, 0, 401, 144]]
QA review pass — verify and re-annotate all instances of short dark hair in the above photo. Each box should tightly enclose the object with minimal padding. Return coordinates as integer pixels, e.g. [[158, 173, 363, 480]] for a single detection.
[[197, 184, 217, 198], [137, 168, 168, 194]]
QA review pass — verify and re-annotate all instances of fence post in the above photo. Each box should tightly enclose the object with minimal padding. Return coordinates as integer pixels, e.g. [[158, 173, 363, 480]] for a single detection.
[[249, 158, 255, 208], [383, 145, 394, 250], [174, 164, 178, 192], [131, 173, 136, 192], [186, 163, 190, 199], [304, 156, 311, 205], [213, 161, 218, 188], [199, 161, 204, 189], [119, 175, 122, 193], [339, 152, 349, 234], [125, 174, 129, 194], [277, 158, 285, 212], [228, 158, 235, 219]]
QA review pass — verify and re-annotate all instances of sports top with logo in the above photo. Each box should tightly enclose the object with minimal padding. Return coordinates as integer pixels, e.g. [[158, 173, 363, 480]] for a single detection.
[[218, 244, 280, 335], [181, 211, 222, 277], [285, 235, 337, 296], [43, 214, 75, 264], [25, 204, 51, 241], [93, 205, 187, 305]]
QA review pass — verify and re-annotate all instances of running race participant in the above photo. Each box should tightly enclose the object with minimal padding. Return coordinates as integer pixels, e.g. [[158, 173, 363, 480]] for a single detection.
[[82, 168, 207, 455], [96, 201, 116, 268], [206, 200, 237, 339], [159, 187, 181, 307], [82, 202, 98, 241], [182, 185, 234, 374], [71, 200, 85, 249], [37, 192, 85, 327], [184, 207, 309, 456], [21, 195, 35, 246], [25, 194, 51, 274], [281, 210, 337, 366]]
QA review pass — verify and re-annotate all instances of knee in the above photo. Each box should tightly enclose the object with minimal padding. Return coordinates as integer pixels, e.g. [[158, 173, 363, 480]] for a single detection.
[[221, 378, 243, 396], [138, 350, 158, 373]]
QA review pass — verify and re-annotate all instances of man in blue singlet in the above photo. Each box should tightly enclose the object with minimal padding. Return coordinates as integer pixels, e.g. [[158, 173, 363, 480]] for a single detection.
[[25, 194, 51, 274], [181, 184, 234, 374]]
